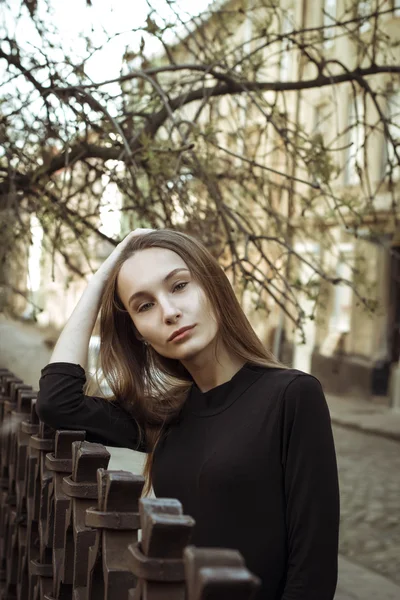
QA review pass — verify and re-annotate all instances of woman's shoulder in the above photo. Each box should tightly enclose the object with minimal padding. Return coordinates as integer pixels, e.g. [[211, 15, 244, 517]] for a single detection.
[[250, 364, 324, 401]]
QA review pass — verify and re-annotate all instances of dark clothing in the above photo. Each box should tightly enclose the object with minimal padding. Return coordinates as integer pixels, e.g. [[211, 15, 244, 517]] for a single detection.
[[38, 362, 340, 600], [37, 362, 144, 449]]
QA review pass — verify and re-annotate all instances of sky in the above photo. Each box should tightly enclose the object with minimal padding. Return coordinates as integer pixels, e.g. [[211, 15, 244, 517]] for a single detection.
[[2, 0, 214, 83]]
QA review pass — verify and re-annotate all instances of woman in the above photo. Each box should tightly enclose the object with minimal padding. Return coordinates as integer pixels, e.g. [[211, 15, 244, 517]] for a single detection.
[[37, 228, 340, 600]]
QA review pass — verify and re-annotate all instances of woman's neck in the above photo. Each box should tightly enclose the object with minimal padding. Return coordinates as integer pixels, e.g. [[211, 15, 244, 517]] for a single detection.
[[182, 343, 246, 393]]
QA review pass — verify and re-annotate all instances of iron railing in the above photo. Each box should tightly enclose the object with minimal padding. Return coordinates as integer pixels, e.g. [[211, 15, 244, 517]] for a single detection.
[[0, 368, 260, 599]]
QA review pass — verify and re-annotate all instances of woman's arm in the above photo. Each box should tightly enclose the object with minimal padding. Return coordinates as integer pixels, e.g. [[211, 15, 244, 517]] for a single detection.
[[37, 362, 145, 450], [281, 374, 340, 600], [48, 276, 106, 367], [49, 228, 152, 367], [37, 229, 153, 449]]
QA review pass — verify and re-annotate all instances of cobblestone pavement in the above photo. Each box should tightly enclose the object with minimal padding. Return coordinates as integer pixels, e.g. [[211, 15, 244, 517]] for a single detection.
[[333, 425, 400, 586]]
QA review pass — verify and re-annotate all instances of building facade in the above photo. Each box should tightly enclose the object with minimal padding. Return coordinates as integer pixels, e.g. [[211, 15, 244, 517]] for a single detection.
[[166, 0, 400, 403]]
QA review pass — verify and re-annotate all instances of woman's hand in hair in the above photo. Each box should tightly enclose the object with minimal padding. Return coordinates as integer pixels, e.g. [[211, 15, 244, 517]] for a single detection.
[[47, 229, 153, 367], [94, 229, 155, 284]]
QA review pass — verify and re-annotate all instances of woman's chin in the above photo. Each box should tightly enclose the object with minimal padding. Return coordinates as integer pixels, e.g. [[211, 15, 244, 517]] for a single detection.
[[168, 339, 204, 361], [156, 332, 216, 362]]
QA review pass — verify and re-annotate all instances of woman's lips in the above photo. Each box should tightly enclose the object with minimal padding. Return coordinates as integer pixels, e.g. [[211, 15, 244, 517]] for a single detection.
[[168, 325, 196, 342]]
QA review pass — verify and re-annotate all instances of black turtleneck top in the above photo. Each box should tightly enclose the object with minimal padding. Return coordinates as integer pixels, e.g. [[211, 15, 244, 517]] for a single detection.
[[37, 362, 339, 600]]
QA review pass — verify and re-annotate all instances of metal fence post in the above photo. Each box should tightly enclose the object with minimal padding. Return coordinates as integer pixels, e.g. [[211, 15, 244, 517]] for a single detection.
[[184, 545, 261, 600], [44, 430, 86, 600], [17, 399, 40, 600], [28, 418, 56, 599], [128, 498, 195, 600], [61, 441, 110, 599], [6, 388, 37, 600], [85, 468, 144, 599]]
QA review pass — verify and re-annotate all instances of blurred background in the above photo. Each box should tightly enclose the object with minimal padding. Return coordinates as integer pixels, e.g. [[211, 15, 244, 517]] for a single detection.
[[0, 1, 399, 598]]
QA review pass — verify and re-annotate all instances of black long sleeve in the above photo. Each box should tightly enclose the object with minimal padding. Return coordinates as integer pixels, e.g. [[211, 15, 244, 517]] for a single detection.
[[37, 362, 145, 451], [281, 375, 340, 600], [152, 365, 339, 600]]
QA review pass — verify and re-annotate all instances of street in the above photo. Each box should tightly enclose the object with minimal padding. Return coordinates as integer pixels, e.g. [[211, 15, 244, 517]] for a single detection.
[[333, 425, 400, 586]]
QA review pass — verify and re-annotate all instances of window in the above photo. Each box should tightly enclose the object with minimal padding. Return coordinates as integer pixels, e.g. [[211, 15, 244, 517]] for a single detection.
[[23, 215, 44, 320], [292, 243, 320, 373], [357, 0, 371, 33], [323, 0, 337, 48], [27, 216, 43, 294], [280, 10, 294, 81], [319, 241, 354, 357], [345, 95, 365, 185], [331, 243, 354, 333], [383, 89, 400, 180], [99, 178, 122, 238], [313, 102, 330, 136], [393, 1, 400, 17]]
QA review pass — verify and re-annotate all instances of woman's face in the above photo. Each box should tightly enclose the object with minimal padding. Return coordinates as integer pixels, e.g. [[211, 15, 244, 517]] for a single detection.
[[117, 247, 219, 362]]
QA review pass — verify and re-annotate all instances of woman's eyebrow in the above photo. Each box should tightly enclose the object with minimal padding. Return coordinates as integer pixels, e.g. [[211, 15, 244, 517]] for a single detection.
[[163, 267, 189, 284], [128, 268, 189, 306]]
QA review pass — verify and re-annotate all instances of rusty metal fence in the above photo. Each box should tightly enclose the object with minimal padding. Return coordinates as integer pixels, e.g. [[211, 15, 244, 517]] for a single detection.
[[0, 368, 260, 600]]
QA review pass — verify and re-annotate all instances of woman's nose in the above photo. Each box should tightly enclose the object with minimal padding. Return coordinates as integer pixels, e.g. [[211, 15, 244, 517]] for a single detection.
[[162, 300, 182, 324]]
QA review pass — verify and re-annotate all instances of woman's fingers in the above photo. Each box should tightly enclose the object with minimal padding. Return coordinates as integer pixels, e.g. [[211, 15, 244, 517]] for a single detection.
[[96, 228, 155, 282], [117, 228, 155, 248]]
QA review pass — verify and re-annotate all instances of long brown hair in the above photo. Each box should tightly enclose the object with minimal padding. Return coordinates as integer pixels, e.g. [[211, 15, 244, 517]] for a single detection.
[[98, 229, 284, 494]]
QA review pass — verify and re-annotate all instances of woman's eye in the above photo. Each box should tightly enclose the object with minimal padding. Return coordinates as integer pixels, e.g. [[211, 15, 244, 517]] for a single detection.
[[173, 282, 188, 292], [138, 302, 153, 313]]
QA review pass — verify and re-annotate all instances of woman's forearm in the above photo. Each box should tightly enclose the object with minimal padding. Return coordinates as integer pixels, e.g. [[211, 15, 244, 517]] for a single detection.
[[49, 277, 106, 367]]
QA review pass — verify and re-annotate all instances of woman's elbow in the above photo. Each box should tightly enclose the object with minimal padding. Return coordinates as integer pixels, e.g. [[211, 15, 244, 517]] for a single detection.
[[35, 391, 60, 429]]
